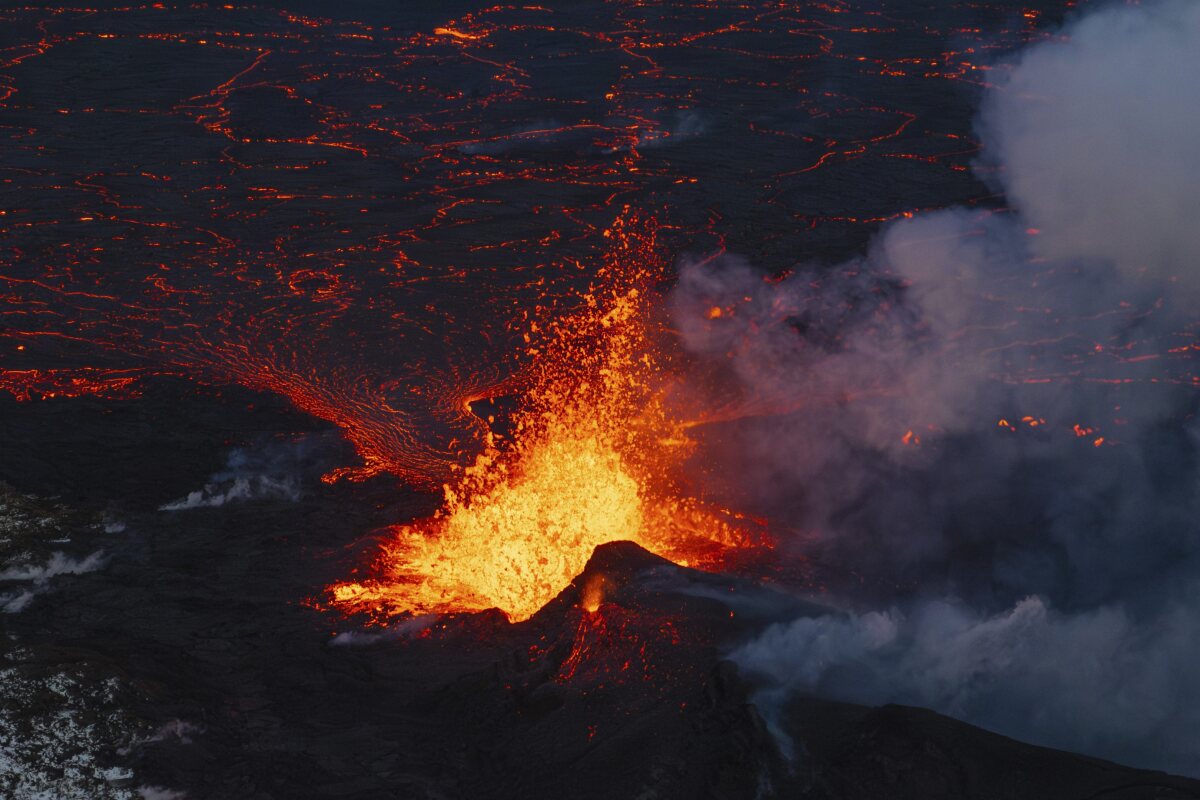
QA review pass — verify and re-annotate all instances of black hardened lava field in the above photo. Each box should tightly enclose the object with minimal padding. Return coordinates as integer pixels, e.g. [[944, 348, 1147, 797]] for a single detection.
[[4, 1, 1200, 798]]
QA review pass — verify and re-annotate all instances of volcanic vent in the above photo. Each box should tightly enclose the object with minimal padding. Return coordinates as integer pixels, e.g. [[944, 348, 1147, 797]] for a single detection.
[[324, 210, 769, 623]]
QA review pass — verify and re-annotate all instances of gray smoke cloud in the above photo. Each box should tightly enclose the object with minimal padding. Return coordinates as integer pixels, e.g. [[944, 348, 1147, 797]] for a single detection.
[[670, 0, 1200, 776]]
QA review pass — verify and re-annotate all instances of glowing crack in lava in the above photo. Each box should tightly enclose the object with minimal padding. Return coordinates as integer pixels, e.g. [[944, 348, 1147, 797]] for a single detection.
[[327, 213, 765, 622]]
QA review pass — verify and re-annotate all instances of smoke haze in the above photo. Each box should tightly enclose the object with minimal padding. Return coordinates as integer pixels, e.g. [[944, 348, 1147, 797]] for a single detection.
[[671, 0, 1200, 776]]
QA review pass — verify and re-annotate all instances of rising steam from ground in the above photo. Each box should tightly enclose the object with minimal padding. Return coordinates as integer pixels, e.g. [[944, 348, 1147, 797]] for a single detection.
[[671, 0, 1200, 776], [0, 551, 107, 613], [159, 436, 326, 511]]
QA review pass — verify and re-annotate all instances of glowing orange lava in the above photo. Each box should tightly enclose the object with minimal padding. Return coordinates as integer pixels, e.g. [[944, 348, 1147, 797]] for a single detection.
[[326, 211, 764, 622]]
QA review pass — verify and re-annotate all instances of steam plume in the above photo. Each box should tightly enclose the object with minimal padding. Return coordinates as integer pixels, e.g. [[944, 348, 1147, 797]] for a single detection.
[[672, 0, 1200, 776]]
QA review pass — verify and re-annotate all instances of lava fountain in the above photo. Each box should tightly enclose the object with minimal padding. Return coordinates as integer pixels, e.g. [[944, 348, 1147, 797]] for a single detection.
[[326, 211, 766, 622]]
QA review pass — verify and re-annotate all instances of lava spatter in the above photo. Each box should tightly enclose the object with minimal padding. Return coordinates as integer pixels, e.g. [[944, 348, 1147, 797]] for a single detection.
[[325, 211, 765, 622]]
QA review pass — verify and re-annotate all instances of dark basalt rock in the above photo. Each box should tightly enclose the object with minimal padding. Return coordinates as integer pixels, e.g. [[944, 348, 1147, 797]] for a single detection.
[[424, 542, 1200, 800], [5, 484, 1200, 799]]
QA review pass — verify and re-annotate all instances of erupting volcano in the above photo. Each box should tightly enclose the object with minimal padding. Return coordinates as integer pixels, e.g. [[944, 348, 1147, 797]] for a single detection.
[[5, 0, 1200, 797], [327, 211, 766, 622]]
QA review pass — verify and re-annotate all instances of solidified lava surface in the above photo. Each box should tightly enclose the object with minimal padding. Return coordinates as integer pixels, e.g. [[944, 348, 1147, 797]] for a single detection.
[[5, 2, 1200, 799]]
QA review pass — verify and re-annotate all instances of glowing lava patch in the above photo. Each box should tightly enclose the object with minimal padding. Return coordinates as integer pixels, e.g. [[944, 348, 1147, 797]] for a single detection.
[[332, 428, 645, 621]]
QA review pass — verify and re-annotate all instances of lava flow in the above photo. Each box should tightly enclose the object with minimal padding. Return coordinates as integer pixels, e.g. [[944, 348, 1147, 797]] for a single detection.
[[327, 211, 766, 622], [0, 0, 1106, 619]]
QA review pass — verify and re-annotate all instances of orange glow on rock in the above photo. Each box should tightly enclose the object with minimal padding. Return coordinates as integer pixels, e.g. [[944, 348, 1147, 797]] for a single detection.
[[433, 27, 486, 41], [580, 573, 607, 614]]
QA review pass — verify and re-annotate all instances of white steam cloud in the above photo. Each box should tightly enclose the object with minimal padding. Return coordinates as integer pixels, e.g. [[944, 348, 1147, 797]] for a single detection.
[[159, 437, 316, 511], [672, 0, 1200, 776], [1, 551, 106, 613]]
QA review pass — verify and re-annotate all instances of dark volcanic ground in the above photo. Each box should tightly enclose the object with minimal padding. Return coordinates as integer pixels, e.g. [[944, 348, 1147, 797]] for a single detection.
[[6, 489, 1200, 799], [4, 0, 1200, 797]]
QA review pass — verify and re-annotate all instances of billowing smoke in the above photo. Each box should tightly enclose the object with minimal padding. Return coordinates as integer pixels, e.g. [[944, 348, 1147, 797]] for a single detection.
[[670, 0, 1200, 776], [979, 0, 1200, 279]]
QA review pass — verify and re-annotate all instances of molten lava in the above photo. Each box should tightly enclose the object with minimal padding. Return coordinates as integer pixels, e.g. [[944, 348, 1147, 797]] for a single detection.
[[327, 212, 763, 622]]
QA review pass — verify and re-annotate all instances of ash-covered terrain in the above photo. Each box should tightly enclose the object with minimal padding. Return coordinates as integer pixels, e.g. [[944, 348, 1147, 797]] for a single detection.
[[4, 0, 1200, 797]]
